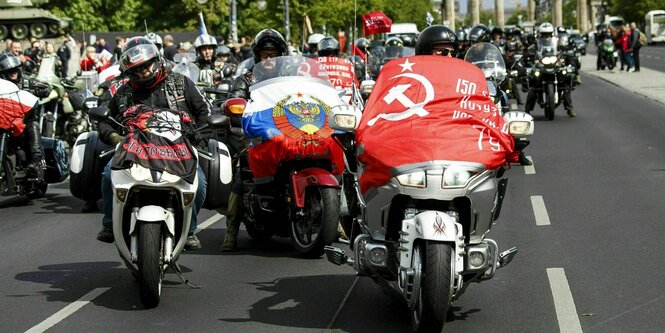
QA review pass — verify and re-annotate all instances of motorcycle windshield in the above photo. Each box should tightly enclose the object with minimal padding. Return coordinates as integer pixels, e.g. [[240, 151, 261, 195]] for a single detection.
[[356, 56, 515, 194], [172, 53, 200, 83], [538, 38, 558, 56], [36, 56, 60, 85], [243, 56, 344, 181], [464, 42, 507, 83]]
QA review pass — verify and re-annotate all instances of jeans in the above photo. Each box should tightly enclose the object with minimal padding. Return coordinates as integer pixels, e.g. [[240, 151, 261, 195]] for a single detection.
[[624, 51, 634, 70], [101, 160, 207, 235]]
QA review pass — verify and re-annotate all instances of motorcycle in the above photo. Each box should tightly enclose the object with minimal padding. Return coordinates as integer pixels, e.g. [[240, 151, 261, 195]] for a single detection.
[[526, 40, 575, 120], [86, 106, 231, 307], [1, 80, 68, 199], [324, 55, 534, 332], [464, 42, 510, 113], [223, 55, 345, 258], [599, 38, 616, 70]]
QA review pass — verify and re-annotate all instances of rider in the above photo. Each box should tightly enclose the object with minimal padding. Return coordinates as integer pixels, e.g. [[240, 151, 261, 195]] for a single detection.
[[384, 37, 405, 59], [525, 22, 575, 117], [222, 28, 289, 251], [194, 34, 220, 86], [305, 33, 325, 57], [415, 25, 459, 57], [95, 36, 210, 250], [0, 53, 50, 180]]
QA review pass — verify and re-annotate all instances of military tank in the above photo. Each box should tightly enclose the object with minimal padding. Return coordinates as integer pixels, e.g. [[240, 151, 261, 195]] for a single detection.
[[0, 0, 72, 41]]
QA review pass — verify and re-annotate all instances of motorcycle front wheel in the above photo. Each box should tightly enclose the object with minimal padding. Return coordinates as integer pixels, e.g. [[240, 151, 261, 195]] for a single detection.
[[290, 186, 339, 258], [545, 83, 555, 121], [138, 222, 163, 308], [411, 241, 454, 333]]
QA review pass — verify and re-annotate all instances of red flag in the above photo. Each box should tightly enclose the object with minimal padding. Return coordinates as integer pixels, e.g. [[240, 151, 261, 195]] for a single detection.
[[353, 44, 366, 62], [356, 56, 515, 194], [0, 79, 39, 136], [361, 11, 392, 35]]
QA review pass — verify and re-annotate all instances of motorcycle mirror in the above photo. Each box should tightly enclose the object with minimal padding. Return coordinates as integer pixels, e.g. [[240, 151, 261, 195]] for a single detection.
[[329, 104, 362, 131], [208, 114, 230, 129], [88, 106, 110, 121], [223, 97, 247, 116]]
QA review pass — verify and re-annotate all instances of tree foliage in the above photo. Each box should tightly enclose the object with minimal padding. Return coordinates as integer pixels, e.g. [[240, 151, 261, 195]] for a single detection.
[[42, 0, 432, 42], [610, 0, 665, 26]]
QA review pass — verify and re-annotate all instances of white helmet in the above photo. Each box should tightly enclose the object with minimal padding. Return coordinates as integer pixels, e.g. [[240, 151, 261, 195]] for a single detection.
[[539, 23, 554, 34], [307, 33, 325, 46], [194, 34, 218, 49]]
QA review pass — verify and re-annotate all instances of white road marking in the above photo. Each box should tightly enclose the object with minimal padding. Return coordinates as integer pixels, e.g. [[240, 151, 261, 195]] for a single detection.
[[25, 287, 111, 333], [547, 268, 583, 333], [524, 156, 536, 175], [531, 196, 551, 226], [195, 212, 225, 234], [327, 276, 359, 329]]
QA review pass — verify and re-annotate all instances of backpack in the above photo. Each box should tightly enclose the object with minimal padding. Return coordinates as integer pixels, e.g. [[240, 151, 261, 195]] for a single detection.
[[639, 31, 647, 46]]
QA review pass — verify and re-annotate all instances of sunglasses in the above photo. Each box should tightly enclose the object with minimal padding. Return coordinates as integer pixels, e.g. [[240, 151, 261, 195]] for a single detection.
[[129, 59, 156, 73], [433, 48, 457, 57]]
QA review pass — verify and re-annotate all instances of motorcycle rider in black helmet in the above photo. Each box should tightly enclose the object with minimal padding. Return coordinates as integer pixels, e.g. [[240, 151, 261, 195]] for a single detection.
[[221, 28, 289, 251], [317, 37, 340, 57], [415, 25, 459, 57], [468, 24, 492, 44], [96, 36, 211, 250], [0, 53, 50, 181]]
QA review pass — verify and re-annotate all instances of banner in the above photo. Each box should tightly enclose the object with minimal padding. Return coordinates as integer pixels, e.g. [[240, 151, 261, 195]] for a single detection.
[[0, 79, 39, 136], [356, 56, 516, 193], [111, 105, 198, 184], [361, 11, 392, 36], [242, 79, 345, 180], [316, 56, 358, 90]]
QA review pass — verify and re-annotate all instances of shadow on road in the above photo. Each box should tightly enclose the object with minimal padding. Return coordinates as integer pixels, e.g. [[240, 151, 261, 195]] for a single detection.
[[13, 261, 196, 311], [186, 228, 314, 259], [219, 274, 356, 330]]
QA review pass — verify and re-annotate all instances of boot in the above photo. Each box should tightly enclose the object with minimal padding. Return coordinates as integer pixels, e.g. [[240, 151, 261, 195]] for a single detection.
[[567, 108, 577, 117], [518, 152, 532, 166], [221, 192, 242, 251]]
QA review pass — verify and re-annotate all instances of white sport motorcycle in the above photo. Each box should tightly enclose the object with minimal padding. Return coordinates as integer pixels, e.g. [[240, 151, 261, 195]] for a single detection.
[[87, 107, 231, 307]]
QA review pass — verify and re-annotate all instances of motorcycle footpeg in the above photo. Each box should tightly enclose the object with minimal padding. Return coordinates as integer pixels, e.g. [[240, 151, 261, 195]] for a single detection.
[[498, 247, 518, 268], [324, 245, 349, 266]]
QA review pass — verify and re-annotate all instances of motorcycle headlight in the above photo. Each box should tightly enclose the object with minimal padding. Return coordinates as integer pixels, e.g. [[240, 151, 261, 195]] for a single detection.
[[442, 167, 479, 188], [508, 121, 531, 136], [334, 114, 357, 130], [534, 70, 541, 77], [396, 171, 426, 188], [541, 56, 557, 65], [562, 69, 567, 75]]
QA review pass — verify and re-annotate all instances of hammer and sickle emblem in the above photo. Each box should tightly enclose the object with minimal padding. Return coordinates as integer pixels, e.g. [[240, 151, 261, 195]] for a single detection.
[[367, 73, 436, 126]]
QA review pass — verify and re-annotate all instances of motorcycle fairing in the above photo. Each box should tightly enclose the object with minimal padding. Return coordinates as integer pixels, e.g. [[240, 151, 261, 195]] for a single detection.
[[291, 167, 341, 208], [129, 205, 176, 236], [356, 56, 515, 195]]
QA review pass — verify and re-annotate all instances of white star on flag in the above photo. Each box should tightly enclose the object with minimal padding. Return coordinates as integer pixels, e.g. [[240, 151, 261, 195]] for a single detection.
[[399, 58, 415, 72]]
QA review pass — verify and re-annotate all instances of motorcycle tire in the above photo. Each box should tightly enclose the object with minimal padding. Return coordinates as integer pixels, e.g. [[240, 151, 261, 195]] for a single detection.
[[245, 221, 273, 241], [607, 57, 615, 70], [545, 84, 555, 121], [411, 241, 454, 333], [138, 222, 163, 308], [290, 186, 339, 258]]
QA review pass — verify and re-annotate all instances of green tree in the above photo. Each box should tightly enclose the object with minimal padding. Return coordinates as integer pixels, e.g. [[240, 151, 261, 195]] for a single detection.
[[506, 6, 528, 26], [610, 0, 665, 26]]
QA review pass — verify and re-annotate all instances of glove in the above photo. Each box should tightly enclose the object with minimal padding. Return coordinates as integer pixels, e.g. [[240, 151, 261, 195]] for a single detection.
[[109, 133, 124, 145]]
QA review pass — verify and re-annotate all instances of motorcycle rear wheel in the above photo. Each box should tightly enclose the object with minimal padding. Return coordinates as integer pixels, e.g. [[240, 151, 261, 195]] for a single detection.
[[545, 84, 555, 121], [411, 241, 454, 333], [138, 222, 163, 308], [290, 186, 339, 258]]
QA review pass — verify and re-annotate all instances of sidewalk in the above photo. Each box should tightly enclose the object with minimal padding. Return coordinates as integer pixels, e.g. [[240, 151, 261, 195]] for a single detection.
[[579, 54, 665, 106]]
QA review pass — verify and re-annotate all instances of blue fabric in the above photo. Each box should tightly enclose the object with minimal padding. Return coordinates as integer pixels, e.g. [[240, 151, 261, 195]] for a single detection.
[[101, 160, 207, 235]]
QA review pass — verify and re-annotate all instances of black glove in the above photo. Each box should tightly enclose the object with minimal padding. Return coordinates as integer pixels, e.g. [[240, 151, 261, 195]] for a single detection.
[[30, 80, 52, 99]]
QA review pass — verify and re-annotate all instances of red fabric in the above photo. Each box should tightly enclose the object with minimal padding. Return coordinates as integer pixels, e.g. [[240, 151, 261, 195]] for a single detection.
[[361, 11, 392, 36], [248, 134, 344, 180], [0, 97, 31, 136], [354, 45, 366, 62], [356, 56, 515, 193], [80, 56, 110, 73], [316, 56, 359, 90]]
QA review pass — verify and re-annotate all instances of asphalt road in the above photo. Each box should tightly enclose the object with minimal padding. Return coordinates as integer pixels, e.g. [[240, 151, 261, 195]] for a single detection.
[[2, 73, 665, 332]]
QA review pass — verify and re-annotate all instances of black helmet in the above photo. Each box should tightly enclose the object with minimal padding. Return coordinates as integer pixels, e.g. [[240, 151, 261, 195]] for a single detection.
[[355, 37, 370, 51], [491, 27, 503, 37], [0, 53, 22, 82], [385, 37, 403, 48], [317, 37, 340, 57], [120, 36, 164, 87], [468, 24, 491, 43], [415, 25, 458, 55], [216, 44, 231, 57], [252, 28, 288, 64]]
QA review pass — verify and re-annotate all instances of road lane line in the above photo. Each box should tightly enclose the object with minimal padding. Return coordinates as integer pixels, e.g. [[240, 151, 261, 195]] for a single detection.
[[531, 196, 550, 226], [524, 156, 536, 175], [25, 287, 111, 333], [195, 212, 225, 234], [547, 268, 583, 333], [327, 276, 359, 329]]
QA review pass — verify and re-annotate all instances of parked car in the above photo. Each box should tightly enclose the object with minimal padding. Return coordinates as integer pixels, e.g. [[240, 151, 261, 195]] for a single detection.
[[570, 33, 587, 55]]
